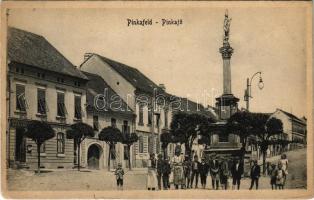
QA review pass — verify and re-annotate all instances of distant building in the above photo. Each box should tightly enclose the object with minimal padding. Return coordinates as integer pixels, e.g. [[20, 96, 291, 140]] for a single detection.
[[270, 109, 307, 150], [7, 27, 88, 169]]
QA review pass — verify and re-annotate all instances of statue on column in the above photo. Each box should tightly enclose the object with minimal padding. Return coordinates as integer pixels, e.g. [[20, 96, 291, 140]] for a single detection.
[[223, 9, 232, 45]]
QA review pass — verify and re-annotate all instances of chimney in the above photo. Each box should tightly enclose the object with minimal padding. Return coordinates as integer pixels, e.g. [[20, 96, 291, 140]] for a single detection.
[[159, 84, 166, 91], [84, 53, 93, 61]]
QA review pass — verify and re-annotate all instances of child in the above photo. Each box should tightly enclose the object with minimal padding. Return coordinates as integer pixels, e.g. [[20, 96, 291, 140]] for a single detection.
[[276, 163, 286, 190], [115, 163, 124, 190], [269, 164, 277, 190]]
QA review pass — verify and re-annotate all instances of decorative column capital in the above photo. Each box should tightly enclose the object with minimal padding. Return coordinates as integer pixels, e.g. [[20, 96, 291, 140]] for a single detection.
[[219, 43, 234, 59]]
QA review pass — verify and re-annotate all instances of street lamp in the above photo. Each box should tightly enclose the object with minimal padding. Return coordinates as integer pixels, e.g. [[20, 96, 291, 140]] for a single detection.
[[244, 71, 264, 111]]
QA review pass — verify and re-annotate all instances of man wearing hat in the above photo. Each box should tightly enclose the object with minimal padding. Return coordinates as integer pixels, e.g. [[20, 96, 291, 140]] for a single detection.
[[156, 154, 164, 190], [209, 154, 220, 190], [231, 157, 243, 190], [183, 155, 192, 189], [199, 157, 209, 189], [249, 159, 261, 190]]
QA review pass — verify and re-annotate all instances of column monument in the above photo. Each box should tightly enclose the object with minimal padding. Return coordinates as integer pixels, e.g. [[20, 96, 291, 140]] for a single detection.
[[216, 10, 239, 120]]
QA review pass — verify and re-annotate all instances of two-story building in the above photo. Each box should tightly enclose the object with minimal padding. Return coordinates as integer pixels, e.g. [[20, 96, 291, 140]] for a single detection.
[[6, 27, 89, 169], [81, 71, 135, 170], [80, 53, 174, 167]]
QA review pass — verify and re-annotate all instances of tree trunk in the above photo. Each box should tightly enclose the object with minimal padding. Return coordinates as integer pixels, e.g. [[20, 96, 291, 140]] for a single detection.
[[163, 146, 167, 159], [37, 143, 41, 174], [77, 142, 81, 171], [108, 144, 111, 171], [262, 150, 266, 174], [128, 145, 131, 170]]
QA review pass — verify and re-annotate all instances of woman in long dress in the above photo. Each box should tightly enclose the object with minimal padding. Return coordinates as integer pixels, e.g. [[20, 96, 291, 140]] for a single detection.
[[171, 146, 184, 189], [147, 153, 158, 190]]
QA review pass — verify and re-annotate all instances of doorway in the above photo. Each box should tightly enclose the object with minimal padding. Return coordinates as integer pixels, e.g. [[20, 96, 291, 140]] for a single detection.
[[87, 144, 101, 169], [15, 128, 26, 162]]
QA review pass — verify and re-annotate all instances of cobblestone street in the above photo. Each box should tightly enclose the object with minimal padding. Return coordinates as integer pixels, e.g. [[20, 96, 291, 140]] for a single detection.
[[7, 149, 306, 191]]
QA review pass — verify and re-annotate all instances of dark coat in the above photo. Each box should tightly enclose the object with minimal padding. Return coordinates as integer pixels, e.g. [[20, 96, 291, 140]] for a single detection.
[[191, 160, 201, 171], [162, 161, 171, 176], [209, 159, 220, 175], [156, 159, 164, 175], [199, 162, 209, 176], [250, 164, 261, 179], [231, 162, 244, 179]]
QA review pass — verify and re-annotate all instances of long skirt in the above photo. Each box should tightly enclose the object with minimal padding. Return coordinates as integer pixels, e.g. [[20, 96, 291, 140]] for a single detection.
[[173, 166, 184, 185], [147, 169, 158, 189]]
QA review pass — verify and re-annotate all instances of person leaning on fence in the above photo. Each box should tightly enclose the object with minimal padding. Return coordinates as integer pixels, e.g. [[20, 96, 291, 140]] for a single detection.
[[162, 157, 171, 190], [249, 160, 261, 190], [114, 163, 124, 190], [231, 158, 243, 190], [209, 155, 220, 190], [190, 155, 201, 188], [156, 154, 164, 190]]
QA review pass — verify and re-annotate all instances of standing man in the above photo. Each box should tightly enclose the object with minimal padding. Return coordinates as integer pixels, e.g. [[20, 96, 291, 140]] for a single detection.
[[156, 154, 164, 190], [190, 155, 200, 188], [249, 160, 261, 190], [219, 158, 229, 190], [209, 155, 220, 190], [183, 155, 192, 189], [199, 158, 209, 189], [231, 158, 243, 190], [162, 157, 171, 190]]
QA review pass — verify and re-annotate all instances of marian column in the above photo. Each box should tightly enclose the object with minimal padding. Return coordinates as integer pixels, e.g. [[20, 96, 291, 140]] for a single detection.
[[216, 10, 239, 120]]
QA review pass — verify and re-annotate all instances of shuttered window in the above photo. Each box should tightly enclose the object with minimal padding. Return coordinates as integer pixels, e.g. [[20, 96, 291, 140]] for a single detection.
[[74, 95, 82, 119], [138, 105, 144, 125], [93, 115, 99, 131], [16, 84, 27, 111], [164, 110, 168, 128], [111, 118, 116, 128], [138, 136, 144, 153], [57, 92, 67, 117], [148, 110, 152, 125], [37, 88, 46, 114]]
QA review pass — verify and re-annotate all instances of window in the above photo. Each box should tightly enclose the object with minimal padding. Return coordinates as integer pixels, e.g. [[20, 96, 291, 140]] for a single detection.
[[155, 113, 160, 127], [57, 92, 67, 117], [122, 120, 129, 134], [93, 115, 99, 131], [37, 88, 46, 114], [164, 110, 168, 128], [219, 133, 229, 143], [124, 145, 129, 160], [40, 142, 46, 153], [148, 109, 152, 125], [138, 104, 144, 125], [111, 118, 116, 128], [16, 84, 27, 111], [138, 136, 144, 153], [148, 136, 155, 154], [74, 95, 82, 119], [57, 132, 65, 154]]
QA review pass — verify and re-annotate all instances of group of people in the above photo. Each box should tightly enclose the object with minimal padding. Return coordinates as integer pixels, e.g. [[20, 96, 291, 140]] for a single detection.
[[114, 147, 289, 191]]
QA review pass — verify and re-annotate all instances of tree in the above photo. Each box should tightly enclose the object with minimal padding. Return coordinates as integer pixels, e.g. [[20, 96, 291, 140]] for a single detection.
[[99, 126, 123, 171], [198, 135, 211, 148], [160, 130, 173, 159], [122, 132, 138, 170], [66, 122, 94, 171], [226, 111, 254, 160], [24, 120, 55, 173], [251, 114, 283, 173], [170, 112, 215, 158]]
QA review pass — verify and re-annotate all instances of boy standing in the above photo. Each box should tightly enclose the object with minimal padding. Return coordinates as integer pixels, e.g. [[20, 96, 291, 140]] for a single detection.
[[115, 163, 124, 190]]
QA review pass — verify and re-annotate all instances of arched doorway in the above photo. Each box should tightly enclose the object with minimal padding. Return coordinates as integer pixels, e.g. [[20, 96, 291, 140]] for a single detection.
[[87, 144, 101, 169]]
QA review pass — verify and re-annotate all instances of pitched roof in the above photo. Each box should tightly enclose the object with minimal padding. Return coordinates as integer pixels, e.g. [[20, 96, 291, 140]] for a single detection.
[[83, 71, 133, 115], [277, 109, 305, 124], [90, 54, 160, 94], [8, 27, 87, 80]]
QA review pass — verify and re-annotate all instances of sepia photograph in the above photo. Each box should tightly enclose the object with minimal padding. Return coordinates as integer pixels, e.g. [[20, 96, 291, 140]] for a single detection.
[[0, 1, 313, 199]]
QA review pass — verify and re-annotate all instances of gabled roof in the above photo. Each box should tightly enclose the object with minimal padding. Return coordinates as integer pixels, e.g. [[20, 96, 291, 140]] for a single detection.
[[8, 27, 87, 80], [83, 71, 133, 115], [276, 109, 305, 124], [86, 54, 160, 94]]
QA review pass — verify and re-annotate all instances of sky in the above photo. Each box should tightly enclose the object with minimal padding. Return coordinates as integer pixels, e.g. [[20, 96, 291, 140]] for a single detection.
[[7, 3, 310, 117]]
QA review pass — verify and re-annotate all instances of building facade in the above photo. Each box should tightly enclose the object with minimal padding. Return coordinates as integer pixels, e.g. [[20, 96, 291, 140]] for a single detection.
[[7, 27, 89, 169]]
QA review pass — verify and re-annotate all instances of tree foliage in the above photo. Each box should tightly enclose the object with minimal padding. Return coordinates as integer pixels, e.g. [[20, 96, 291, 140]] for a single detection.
[[24, 120, 55, 173], [66, 122, 94, 171], [170, 112, 215, 157]]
